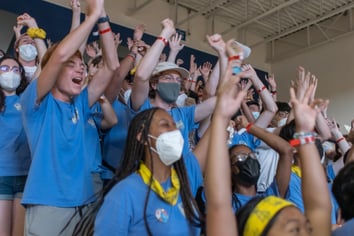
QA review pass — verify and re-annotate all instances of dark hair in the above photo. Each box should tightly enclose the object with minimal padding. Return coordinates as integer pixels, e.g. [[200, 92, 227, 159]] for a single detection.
[[276, 101, 291, 113], [332, 161, 354, 221], [279, 119, 296, 141], [246, 100, 260, 108], [90, 55, 103, 67], [236, 196, 279, 236], [73, 108, 203, 235], [0, 56, 28, 112]]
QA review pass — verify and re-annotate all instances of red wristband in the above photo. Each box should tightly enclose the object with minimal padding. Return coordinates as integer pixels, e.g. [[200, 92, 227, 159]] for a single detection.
[[246, 123, 253, 132], [157, 36, 168, 46], [336, 137, 345, 143], [228, 55, 242, 61], [257, 86, 266, 93], [99, 28, 111, 35], [271, 90, 277, 94], [127, 54, 135, 61]]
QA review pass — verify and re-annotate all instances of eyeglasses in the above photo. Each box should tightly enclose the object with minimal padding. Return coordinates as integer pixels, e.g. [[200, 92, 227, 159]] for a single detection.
[[159, 75, 182, 83], [0, 65, 22, 74], [231, 152, 257, 165]]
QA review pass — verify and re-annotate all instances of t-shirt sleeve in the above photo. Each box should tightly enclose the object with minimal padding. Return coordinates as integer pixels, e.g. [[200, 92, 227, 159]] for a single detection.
[[94, 186, 131, 236], [183, 151, 203, 197]]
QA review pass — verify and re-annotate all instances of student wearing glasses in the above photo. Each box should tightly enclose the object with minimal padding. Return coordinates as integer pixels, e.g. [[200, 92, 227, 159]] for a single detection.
[[0, 56, 30, 236]]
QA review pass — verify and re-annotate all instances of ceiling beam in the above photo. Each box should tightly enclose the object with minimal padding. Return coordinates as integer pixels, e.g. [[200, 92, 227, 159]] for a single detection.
[[127, 0, 154, 15], [175, 0, 230, 27], [251, 2, 354, 48], [220, 0, 301, 35]]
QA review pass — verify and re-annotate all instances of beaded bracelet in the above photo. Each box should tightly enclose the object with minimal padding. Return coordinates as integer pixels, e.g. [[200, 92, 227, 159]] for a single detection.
[[27, 27, 46, 40]]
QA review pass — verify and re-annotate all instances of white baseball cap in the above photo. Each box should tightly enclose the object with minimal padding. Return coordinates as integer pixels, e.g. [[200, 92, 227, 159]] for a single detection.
[[152, 62, 190, 79]]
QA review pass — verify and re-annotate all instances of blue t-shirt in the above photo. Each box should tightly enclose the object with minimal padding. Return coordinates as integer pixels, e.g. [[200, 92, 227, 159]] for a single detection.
[[0, 95, 31, 176], [229, 128, 260, 151], [94, 152, 203, 236], [286, 172, 339, 224], [233, 180, 281, 213], [332, 218, 354, 236], [101, 99, 139, 180], [88, 102, 104, 173], [20, 80, 95, 207], [137, 99, 197, 155]]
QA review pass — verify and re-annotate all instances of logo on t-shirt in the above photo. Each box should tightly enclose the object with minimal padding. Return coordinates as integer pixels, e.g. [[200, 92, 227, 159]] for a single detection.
[[14, 103, 21, 111]]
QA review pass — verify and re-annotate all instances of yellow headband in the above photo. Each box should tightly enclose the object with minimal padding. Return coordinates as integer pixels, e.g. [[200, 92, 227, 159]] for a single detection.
[[243, 196, 294, 236]]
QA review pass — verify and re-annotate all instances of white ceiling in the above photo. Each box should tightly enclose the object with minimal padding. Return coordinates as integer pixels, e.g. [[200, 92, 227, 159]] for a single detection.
[[128, 0, 354, 62]]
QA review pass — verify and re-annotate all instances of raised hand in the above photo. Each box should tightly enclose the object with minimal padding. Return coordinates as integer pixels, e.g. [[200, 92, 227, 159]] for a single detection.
[[113, 32, 122, 48], [176, 58, 184, 66], [206, 34, 226, 53], [17, 13, 38, 28], [214, 62, 247, 119], [241, 64, 258, 81], [160, 18, 175, 38], [266, 73, 277, 91], [169, 33, 184, 52], [85, 0, 104, 19], [70, 0, 81, 13], [290, 84, 322, 132], [85, 43, 97, 58], [133, 24, 145, 41], [13, 24, 23, 40], [200, 61, 212, 79]]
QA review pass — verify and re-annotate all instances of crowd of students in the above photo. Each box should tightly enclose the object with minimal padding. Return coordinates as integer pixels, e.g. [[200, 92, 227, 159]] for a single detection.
[[1, 0, 354, 236]]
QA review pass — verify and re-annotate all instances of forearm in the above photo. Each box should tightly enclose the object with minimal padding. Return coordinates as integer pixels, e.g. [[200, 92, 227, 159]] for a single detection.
[[98, 19, 119, 70], [167, 49, 179, 63], [315, 113, 331, 141], [105, 54, 135, 103], [100, 97, 118, 130], [331, 129, 350, 155], [205, 61, 220, 97]]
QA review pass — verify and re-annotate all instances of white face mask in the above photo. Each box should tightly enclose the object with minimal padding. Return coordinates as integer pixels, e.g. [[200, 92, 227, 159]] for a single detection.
[[124, 88, 132, 104], [0, 71, 21, 91], [176, 93, 187, 107], [277, 118, 287, 127], [149, 130, 184, 166], [23, 65, 37, 79], [252, 111, 260, 120], [19, 44, 38, 62]]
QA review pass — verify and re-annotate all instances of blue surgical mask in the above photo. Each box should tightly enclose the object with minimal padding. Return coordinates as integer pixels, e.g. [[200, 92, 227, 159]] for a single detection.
[[252, 111, 260, 120]]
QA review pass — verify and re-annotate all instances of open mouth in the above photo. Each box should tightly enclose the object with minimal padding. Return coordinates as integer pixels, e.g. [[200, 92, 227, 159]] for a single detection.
[[72, 77, 82, 85]]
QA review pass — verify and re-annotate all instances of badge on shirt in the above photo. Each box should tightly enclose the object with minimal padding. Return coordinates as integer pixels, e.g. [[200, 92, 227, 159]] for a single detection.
[[155, 208, 169, 223]]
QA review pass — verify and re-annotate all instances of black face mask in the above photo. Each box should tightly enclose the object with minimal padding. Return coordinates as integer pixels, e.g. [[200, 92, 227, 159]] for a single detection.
[[234, 157, 260, 186]]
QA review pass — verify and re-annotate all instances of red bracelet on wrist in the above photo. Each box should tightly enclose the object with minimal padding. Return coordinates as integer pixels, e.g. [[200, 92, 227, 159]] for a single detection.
[[336, 137, 345, 143], [99, 28, 111, 35], [157, 36, 168, 46], [228, 55, 242, 61], [246, 123, 253, 132], [257, 86, 266, 93]]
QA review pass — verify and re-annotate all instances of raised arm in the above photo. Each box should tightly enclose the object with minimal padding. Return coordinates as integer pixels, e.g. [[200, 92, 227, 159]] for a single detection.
[[290, 85, 331, 236], [37, 0, 104, 102], [242, 64, 278, 128], [16, 13, 47, 80], [87, 5, 119, 106], [167, 33, 184, 63], [104, 24, 145, 103], [99, 95, 118, 130], [131, 18, 175, 111], [239, 116, 293, 197], [205, 62, 246, 236], [69, 0, 88, 55]]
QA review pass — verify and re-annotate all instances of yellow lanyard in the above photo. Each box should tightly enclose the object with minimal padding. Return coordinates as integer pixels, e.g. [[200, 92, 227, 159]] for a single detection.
[[291, 165, 302, 178], [138, 162, 180, 205]]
